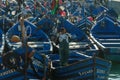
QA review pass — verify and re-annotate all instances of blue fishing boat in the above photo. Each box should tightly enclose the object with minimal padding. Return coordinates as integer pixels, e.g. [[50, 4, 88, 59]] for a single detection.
[[36, 16, 99, 55], [0, 16, 13, 33], [48, 51, 111, 80], [75, 17, 94, 31], [0, 1, 112, 80], [57, 18, 99, 56], [6, 19, 52, 53], [0, 50, 49, 80], [90, 14, 120, 62], [0, 17, 50, 80], [34, 17, 111, 80], [35, 17, 55, 37], [88, 3, 118, 19]]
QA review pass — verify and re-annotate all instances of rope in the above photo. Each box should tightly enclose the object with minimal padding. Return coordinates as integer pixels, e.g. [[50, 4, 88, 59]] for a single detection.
[[26, 25, 32, 39]]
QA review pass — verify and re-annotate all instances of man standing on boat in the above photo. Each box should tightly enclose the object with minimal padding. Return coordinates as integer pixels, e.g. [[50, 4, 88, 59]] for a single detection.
[[58, 27, 71, 66]]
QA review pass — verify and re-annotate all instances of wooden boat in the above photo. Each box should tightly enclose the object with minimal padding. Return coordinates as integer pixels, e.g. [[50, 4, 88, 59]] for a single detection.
[[0, 50, 49, 80], [5, 19, 53, 53], [75, 17, 94, 32], [90, 14, 120, 62], [0, 16, 13, 33], [48, 51, 111, 80], [58, 18, 99, 56], [0, 17, 50, 79], [36, 16, 99, 56], [0, 46, 111, 80], [35, 17, 55, 37], [90, 5, 118, 19]]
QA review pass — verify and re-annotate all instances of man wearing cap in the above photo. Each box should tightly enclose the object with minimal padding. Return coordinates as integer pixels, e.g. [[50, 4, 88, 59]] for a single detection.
[[58, 27, 71, 66]]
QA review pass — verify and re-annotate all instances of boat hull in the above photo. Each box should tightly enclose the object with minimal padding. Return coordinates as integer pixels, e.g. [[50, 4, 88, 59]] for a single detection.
[[48, 52, 111, 80], [90, 14, 120, 62], [51, 57, 111, 80]]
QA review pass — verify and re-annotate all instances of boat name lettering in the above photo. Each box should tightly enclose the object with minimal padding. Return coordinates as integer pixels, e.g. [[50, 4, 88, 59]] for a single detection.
[[0, 69, 16, 76], [97, 75, 105, 79], [78, 69, 93, 76]]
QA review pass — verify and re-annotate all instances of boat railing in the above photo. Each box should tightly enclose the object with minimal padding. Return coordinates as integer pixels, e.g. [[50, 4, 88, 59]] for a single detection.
[[99, 38, 120, 43], [69, 42, 89, 49], [89, 33, 106, 50], [11, 41, 50, 45], [9, 41, 51, 49], [92, 32, 120, 39]]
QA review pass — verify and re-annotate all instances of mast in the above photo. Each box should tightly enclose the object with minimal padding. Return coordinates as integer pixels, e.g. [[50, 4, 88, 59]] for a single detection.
[[20, 15, 28, 80]]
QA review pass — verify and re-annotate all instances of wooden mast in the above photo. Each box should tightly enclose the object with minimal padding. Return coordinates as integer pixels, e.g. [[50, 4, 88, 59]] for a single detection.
[[20, 16, 28, 80], [20, 17, 26, 44]]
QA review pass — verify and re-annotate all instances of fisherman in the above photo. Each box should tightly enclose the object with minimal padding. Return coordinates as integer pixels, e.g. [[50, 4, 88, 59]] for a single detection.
[[11, 35, 35, 62], [13, 16, 35, 67], [58, 6, 66, 17], [58, 27, 71, 66], [51, 0, 59, 15], [64, 0, 71, 9], [16, 0, 24, 11]]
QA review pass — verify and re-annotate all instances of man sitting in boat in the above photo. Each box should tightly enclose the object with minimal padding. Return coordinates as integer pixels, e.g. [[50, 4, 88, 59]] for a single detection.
[[11, 35, 35, 61], [11, 16, 35, 67]]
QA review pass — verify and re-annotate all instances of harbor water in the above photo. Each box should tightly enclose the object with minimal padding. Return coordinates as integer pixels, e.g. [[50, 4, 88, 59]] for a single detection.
[[109, 16, 120, 80], [109, 63, 120, 80]]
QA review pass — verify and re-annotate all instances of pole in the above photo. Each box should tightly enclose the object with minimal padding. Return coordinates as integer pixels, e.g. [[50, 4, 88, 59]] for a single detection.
[[20, 17, 28, 80]]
